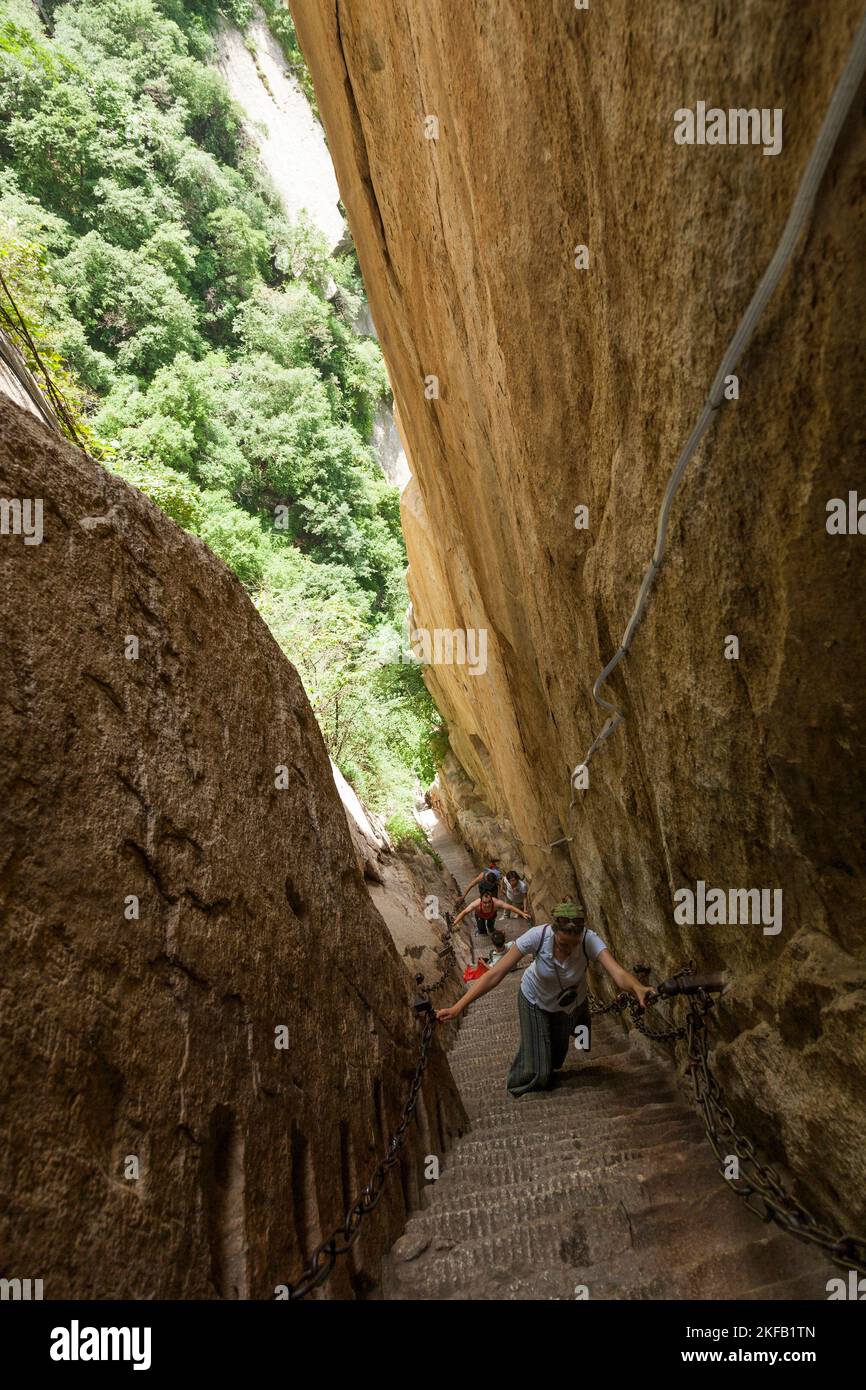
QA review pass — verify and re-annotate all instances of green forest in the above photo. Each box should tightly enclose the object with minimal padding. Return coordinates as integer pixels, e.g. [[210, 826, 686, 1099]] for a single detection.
[[0, 0, 444, 825]]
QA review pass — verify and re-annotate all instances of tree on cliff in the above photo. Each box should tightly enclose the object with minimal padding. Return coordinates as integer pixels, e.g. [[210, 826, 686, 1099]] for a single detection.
[[0, 0, 442, 812]]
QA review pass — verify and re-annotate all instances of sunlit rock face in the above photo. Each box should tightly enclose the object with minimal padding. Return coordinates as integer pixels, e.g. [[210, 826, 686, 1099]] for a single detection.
[[0, 396, 464, 1297], [215, 6, 408, 488], [215, 2, 344, 248], [291, 0, 866, 1229], [0, 328, 51, 424]]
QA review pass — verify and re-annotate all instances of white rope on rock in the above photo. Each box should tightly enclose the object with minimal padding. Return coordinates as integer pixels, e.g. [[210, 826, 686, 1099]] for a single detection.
[[568, 6, 866, 793], [512, 9, 866, 858]]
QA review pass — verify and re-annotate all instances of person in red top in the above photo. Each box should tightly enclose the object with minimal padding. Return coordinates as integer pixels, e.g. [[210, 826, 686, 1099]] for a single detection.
[[452, 890, 529, 938]]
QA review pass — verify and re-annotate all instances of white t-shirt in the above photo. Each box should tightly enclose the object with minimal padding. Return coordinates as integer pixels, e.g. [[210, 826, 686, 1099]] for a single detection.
[[515, 924, 607, 1012]]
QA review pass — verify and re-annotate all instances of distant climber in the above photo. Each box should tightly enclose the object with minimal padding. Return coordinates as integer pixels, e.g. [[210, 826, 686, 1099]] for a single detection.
[[451, 889, 529, 939], [503, 869, 529, 919], [486, 928, 509, 965], [457, 858, 502, 906], [436, 900, 652, 1097]]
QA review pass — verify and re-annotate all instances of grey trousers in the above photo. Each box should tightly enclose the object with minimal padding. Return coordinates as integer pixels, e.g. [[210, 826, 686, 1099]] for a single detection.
[[506, 991, 591, 1097]]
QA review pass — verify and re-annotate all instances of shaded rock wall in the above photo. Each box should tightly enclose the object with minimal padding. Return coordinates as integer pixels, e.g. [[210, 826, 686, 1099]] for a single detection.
[[428, 753, 524, 891], [371, 398, 410, 490], [331, 757, 468, 1001], [291, 0, 866, 1228], [0, 397, 464, 1299]]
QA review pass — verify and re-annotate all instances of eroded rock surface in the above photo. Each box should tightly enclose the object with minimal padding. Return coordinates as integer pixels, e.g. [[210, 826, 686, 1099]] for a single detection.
[[291, 0, 866, 1231], [0, 397, 464, 1298], [331, 759, 468, 1001]]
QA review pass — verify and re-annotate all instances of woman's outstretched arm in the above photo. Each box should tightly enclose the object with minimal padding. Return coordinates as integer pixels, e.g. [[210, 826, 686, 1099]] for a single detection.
[[436, 945, 523, 1021], [491, 896, 530, 918], [595, 949, 652, 1007]]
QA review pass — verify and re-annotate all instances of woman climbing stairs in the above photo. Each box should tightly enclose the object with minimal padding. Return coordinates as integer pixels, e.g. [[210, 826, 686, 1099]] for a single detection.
[[382, 958, 832, 1301]]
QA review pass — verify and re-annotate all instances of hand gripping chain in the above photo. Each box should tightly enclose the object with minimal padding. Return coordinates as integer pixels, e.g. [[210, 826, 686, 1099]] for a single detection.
[[291, 956, 864, 1298]]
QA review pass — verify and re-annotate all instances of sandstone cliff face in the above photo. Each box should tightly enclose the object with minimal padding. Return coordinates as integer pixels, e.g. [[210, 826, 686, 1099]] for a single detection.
[[0, 396, 464, 1299], [291, 0, 866, 1229]]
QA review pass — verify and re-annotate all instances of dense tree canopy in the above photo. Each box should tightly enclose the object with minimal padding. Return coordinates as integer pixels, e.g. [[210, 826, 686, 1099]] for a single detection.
[[0, 0, 443, 814]]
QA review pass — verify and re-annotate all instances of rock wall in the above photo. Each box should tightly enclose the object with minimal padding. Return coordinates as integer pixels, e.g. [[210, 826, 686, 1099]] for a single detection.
[[428, 753, 524, 890], [0, 396, 464, 1299], [213, 5, 408, 488], [214, 2, 345, 249], [371, 398, 410, 491], [331, 757, 469, 1001], [290, 0, 866, 1230], [0, 327, 55, 431]]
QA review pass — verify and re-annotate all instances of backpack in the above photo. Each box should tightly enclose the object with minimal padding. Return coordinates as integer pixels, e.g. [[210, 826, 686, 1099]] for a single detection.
[[481, 871, 499, 894]]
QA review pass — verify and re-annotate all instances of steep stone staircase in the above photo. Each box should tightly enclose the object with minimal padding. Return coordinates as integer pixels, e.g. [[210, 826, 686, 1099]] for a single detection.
[[382, 939, 833, 1300]]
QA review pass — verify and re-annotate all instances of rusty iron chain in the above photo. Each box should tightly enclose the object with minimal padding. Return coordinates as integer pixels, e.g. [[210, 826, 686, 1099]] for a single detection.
[[417, 910, 458, 996], [285, 1004, 437, 1299], [589, 960, 696, 1032], [593, 966, 866, 1276], [683, 1000, 866, 1276], [290, 945, 864, 1298], [588, 990, 630, 1016], [285, 913, 461, 1299]]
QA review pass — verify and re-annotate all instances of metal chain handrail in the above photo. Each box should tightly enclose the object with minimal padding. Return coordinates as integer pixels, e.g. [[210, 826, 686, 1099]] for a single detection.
[[683, 1003, 866, 1274], [285, 913, 461, 1299], [593, 969, 866, 1276], [569, 8, 866, 784], [288, 937, 865, 1297], [285, 1004, 437, 1299], [415, 909, 460, 996]]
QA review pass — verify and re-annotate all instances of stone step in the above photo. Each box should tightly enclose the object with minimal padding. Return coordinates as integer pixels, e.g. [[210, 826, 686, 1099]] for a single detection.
[[444, 1107, 698, 1152], [381, 927, 833, 1300], [421, 1142, 720, 1216], [431, 1134, 709, 1193], [385, 1201, 825, 1301], [573, 1227, 828, 1302], [405, 1163, 729, 1247], [462, 1098, 690, 1138]]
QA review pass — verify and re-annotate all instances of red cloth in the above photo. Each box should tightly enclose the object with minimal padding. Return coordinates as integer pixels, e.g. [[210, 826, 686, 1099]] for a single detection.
[[463, 961, 490, 982]]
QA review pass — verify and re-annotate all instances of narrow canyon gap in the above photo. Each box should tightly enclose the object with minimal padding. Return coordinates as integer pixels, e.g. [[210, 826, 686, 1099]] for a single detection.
[[290, 0, 866, 1229]]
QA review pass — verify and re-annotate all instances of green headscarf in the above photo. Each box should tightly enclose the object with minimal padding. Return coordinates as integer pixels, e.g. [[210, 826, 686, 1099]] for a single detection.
[[553, 900, 585, 920]]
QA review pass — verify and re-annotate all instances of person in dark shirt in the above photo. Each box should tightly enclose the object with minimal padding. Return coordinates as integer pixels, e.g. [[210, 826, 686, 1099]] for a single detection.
[[451, 890, 529, 938], [460, 859, 502, 901]]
